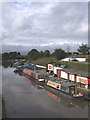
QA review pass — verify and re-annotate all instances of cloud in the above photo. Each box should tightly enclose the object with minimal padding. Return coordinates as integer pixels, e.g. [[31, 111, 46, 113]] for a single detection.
[[11, 16, 32, 31], [2, 2, 88, 53]]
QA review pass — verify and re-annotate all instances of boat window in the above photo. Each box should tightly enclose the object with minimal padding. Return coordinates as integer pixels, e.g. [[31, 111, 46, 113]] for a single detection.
[[53, 84, 55, 85], [61, 86, 67, 91]]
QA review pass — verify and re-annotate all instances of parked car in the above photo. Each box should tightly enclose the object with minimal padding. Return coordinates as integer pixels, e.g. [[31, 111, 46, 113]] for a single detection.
[[69, 58, 78, 62]]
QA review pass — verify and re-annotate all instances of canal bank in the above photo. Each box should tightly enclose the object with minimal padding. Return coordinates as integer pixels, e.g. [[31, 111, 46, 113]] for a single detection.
[[2, 95, 8, 118], [0, 94, 2, 120], [0, 95, 8, 119]]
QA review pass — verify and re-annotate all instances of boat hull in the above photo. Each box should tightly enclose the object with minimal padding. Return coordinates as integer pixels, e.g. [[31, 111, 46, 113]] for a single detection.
[[45, 84, 83, 99]]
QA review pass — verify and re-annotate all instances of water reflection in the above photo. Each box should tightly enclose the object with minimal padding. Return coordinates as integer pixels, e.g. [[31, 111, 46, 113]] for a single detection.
[[2, 67, 89, 118], [14, 70, 23, 76], [2, 61, 12, 68], [21, 73, 88, 110], [46, 91, 60, 103], [22, 75, 44, 89], [45, 89, 87, 109]]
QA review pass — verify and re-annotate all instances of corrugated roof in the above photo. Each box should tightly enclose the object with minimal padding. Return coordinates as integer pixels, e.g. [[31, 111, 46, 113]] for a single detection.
[[63, 68, 90, 77], [24, 68, 40, 75]]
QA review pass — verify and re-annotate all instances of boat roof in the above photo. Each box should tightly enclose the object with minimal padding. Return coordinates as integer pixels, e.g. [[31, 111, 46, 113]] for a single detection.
[[19, 65, 29, 68], [24, 68, 40, 75], [48, 79, 75, 87]]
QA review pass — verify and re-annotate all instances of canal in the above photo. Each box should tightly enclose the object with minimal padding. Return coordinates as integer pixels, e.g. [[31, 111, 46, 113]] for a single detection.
[[2, 66, 89, 118]]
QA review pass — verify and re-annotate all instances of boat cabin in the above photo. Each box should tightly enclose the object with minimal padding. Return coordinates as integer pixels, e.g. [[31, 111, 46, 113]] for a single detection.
[[47, 79, 83, 97], [23, 68, 45, 82], [23, 68, 40, 79]]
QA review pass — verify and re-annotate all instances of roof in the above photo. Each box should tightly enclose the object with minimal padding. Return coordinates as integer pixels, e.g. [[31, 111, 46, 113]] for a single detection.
[[63, 68, 90, 78], [24, 68, 40, 75], [49, 79, 74, 87], [19, 65, 28, 68]]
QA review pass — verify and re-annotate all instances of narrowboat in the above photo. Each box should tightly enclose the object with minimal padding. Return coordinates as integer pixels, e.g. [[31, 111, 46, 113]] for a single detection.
[[23, 68, 45, 82], [14, 64, 34, 73], [13, 61, 24, 68], [45, 79, 83, 98]]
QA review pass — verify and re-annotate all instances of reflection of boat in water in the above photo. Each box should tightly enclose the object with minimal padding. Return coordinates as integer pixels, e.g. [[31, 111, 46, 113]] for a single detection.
[[45, 79, 83, 98], [46, 91, 60, 103], [23, 75, 44, 89], [45, 87, 88, 109], [14, 70, 23, 76]]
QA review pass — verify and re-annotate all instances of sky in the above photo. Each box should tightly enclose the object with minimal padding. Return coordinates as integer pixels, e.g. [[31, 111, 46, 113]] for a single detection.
[[2, 2, 88, 54]]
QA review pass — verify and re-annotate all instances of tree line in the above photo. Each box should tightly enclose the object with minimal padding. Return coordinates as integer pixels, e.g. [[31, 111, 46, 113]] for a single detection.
[[2, 52, 21, 60], [2, 43, 90, 61], [26, 49, 66, 61], [23, 43, 90, 61]]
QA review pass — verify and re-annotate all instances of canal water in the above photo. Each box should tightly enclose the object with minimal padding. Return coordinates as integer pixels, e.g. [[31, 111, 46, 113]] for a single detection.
[[2, 66, 89, 118]]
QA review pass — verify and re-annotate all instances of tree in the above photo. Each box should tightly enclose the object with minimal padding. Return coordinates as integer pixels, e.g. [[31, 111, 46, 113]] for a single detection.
[[44, 50, 50, 57], [26, 49, 39, 61], [2, 52, 18, 60], [52, 49, 66, 60], [8, 52, 18, 59], [39, 51, 44, 58], [18, 52, 21, 55], [78, 44, 89, 55], [2, 52, 9, 60]]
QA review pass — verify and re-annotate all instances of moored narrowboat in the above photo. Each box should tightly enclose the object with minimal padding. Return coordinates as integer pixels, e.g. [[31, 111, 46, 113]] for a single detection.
[[45, 79, 83, 98], [23, 68, 45, 82]]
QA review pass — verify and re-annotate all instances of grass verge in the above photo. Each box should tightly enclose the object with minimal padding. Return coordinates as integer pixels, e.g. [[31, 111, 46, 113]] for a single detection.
[[31, 57, 89, 72], [60, 61, 89, 72], [2, 96, 8, 118], [32, 57, 58, 66]]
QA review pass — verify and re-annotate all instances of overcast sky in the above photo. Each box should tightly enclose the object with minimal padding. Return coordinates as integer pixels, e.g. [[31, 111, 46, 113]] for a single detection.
[[2, 2, 88, 54]]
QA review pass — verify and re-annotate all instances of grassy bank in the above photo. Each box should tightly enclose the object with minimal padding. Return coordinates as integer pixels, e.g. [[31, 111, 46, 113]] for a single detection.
[[31, 57, 89, 72], [0, 60, 1, 66], [32, 57, 58, 66], [0, 95, 2, 119], [2, 96, 8, 118], [60, 61, 89, 72]]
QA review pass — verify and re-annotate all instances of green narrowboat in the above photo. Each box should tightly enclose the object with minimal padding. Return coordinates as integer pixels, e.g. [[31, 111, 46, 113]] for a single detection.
[[45, 79, 83, 98], [23, 68, 45, 82]]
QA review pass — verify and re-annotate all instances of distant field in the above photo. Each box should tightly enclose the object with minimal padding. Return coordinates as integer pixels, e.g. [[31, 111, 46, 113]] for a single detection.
[[31, 56, 89, 72], [32, 57, 58, 66], [60, 61, 89, 72]]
